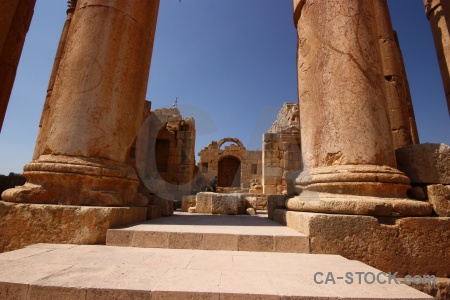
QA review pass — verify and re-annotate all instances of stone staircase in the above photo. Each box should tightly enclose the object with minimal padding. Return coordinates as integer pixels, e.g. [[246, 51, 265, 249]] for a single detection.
[[106, 212, 310, 253], [0, 212, 433, 299]]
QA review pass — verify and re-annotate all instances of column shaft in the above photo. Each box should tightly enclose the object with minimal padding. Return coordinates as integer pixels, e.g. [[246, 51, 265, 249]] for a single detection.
[[2, 0, 160, 207], [0, 0, 36, 132], [373, 0, 419, 149], [287, 0, 432, 216], [34, 1, 77, 159], [424, 0, 450, 114]]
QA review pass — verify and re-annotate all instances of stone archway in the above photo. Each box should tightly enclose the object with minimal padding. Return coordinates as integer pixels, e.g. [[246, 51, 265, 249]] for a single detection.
[[218, 156, 241, 187]]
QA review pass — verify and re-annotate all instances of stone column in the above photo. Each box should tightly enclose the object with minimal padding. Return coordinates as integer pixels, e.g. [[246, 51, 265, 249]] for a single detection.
[[2, 0, 160, 207], [424, 0, 450, 115], [373, 0, 419, 149], [34, 0, 77, 159], [0, 0, 36, 132], [287, 0, 431, 216]]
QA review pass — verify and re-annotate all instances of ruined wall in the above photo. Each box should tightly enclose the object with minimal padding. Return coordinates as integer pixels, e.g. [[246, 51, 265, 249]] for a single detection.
[[241, 150, 263, 191], [136, 107, 196, 203], [263, 102, 302, 195], [198, 138, 262, 190]]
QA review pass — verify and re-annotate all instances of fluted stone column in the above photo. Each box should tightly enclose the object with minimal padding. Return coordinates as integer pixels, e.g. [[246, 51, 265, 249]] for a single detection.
[[424, 0, 450, 115], [2, 0, 160, 207], [0, 0, 36, 132], [374, 0, 419, 149], [287, 0, 431, 216]]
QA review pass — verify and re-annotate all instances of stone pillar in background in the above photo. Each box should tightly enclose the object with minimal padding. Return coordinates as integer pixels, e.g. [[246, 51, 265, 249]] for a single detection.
[[0, 0, 36, 132], [393, 31, 420, 144], [288, 0, 431, 216], [373, 0, 419, 149], [34, 0, 77, 159], [2, 1, 160, 207], [424, 0, 450, 115]]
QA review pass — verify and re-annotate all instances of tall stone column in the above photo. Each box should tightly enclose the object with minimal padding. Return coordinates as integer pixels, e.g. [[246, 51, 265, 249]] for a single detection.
[[34, 0, 77, 158], [424, 0, 450, 115], [287, 0, 431, 216], [2, 0, 160, 207], [373, 0, 419, 149], [0, 0, 36, 132]]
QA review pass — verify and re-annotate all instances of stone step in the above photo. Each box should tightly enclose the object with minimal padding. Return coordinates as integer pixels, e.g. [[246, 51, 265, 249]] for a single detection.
[[0, 243, 432, 299], [106, 212, 310, 253]]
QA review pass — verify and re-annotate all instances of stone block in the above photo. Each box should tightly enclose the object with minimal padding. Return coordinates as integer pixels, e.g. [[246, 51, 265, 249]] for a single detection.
[[132, 231, 168, 248], [274, 209, 450, 277], [0, 202, 147, 253], [263, 185, 277, 195], [195, 192, 212, 213], [150, 197, 173, 217], [169, 232, 203, 249], [396, 143, 450, 184], [211, 194, 239, 215], [203, 233, 238, 251], [105, 230, 133, 247], [267, 195, 287, 220], [427, 184, 450, 217], [263, 133, 278, 142], [274, 236, 310, 253], [238, 235, 273, 252], [181, 195, 196, 212], [263, 167, 283, 178], [146, 205, 161, 220]]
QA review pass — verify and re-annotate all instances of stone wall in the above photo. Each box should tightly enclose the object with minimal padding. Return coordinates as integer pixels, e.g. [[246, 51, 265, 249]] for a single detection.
[[263, 102, 301, 195], [136, 107, 196, 203], [198, 138, 262, 190]]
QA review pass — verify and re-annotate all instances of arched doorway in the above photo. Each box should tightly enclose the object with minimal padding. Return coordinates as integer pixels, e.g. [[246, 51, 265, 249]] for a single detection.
[[218, 156, 241, 187]]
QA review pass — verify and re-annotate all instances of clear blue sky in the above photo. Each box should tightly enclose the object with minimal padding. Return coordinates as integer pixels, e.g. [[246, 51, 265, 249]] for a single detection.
[[1, 0, 449, 175]]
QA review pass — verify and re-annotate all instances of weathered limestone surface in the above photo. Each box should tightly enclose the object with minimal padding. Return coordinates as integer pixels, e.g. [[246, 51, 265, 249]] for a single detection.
[[0, 0, 36, 132], [3, 1, 160, 207], [194, 192, 246, 215], [292, 0, 411, 201], [146, 204, 162, 220], [427, 184, 450, 216], [274, 209, 450, 277], [181, 195, 196, 212], [263, 103, 301, 195], [424, 0, 450, 114], [35, 0, 77, 153], [198, 138, 262, 190], [136, 107, 196, 202], [0, 202, 146, 253], [286, 191, 432, 217], [373, 0, 418, 149], [396, 143, 450, 184]]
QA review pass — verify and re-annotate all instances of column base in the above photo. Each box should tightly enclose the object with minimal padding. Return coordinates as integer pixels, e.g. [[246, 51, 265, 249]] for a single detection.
[[296, 165, 411, 198], [0, 201, 147, 253], [286, 191, 432, 216], [1, 155, 147, 207]]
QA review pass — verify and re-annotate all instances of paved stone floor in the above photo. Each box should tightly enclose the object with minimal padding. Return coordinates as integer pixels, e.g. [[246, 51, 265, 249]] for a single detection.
[[0, 243, 431, 299]]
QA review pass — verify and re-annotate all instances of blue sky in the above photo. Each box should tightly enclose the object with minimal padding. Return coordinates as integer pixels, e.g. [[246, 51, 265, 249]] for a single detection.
[[1, 0, 449, 175]]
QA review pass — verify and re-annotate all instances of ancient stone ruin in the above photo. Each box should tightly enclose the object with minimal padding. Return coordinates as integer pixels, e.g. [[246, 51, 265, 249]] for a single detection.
[[0, 0, 449, 298], [197, 138, 261, 192], [263, 102, 301, 195]]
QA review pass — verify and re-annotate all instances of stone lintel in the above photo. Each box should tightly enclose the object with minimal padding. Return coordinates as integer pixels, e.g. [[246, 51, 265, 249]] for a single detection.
[[0, 202, 147, 253], [273, 209, 450, 277]]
